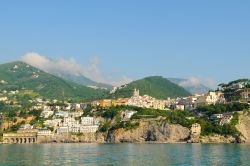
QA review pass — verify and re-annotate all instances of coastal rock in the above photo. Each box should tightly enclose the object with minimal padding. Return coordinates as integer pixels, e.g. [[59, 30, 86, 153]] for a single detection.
[[235, 111, 250, 143], [200, 134, 236, 143], [106, 119, 190, 143]]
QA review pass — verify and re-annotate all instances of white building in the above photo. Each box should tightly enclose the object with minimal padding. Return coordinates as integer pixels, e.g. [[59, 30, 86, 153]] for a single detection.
[[55, 111, 69, 117], [57, 126, 69, 134], [69, 111, 83, 118], [63, 117, 79, 127], [0, 97, 8, 101], [55, 116, 100, 134], [196, 91, 222, 105], [81, 117, 99, 126], [69, 127, 80, 133], [37, 129, 52, 136], [44, 119, 62, 127], [43, 105, 52, 111], [127, 89, 166, 110], [175, 104, 185, 111], [210, 114, 223, 121], [19, 124, 33, 130], [230, 83, 244, 90], [122, 110, 137, 121], [79, 125, 99, 133], [220, 114, 233, 125], [41, 110, 54, 118]]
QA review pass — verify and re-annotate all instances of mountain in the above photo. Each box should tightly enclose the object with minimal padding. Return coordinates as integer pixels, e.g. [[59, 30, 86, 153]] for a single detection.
[[168, 78, 210, 94], [110, 76, 191, 99], [54, 72, 113, 90], [0, 61, 102, 100]]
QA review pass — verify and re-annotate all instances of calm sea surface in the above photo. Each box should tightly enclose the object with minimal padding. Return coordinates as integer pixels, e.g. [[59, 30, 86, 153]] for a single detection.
[[0, 143, 250, 166]]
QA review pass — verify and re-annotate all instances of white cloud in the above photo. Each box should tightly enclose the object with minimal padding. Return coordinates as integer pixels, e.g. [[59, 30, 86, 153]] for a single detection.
[[110, 76, 133, 87], [21, 52, 132, 86], [179, 77, 217, 88]]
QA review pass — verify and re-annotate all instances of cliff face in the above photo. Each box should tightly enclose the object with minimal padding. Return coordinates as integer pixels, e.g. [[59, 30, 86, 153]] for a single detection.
[[236, 112, 250, 143], [106, 119, 190, 143]]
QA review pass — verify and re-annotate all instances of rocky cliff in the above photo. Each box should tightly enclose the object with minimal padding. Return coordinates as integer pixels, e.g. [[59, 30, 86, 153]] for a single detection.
[[236, 111, 250, 143], [106, 119, 190, 143]]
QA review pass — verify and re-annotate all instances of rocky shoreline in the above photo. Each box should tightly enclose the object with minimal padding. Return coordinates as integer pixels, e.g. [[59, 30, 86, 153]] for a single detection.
[[2, 113, 250, 144]]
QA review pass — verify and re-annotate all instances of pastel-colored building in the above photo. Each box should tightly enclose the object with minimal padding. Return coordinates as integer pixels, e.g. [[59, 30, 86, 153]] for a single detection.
[[37, 129, 52, 136], [99, 99, 112, 107], [79, 125, 99, 133]]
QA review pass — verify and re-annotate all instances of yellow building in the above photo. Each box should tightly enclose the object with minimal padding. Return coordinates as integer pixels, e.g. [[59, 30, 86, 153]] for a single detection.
[[153, 100, 165, 110], [99, 99, 112, 107], [112, 98, 129, 106]]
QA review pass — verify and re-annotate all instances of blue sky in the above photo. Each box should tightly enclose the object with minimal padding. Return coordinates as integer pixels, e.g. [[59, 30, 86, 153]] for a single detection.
[[0, 0, 249, 86]]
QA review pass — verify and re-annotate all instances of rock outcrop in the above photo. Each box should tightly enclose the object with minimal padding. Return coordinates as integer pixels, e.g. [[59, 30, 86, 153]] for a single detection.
[[236, 111, 250, 143], [200, 134, 236, 143], [106, 119, 190, 143]]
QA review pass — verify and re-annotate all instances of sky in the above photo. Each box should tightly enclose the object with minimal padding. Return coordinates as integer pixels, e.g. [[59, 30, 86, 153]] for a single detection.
[[0, 0, 250, 87]]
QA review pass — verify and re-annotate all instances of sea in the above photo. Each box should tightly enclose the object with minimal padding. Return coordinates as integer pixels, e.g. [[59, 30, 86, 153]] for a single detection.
[[0, 143, 250, 166]]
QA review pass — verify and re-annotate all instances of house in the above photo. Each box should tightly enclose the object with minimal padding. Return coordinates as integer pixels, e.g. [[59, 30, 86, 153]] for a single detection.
[[0, 97, 8, 101], [68, 127, 80, 133], [99, 99, 112, 107], [238, 89, 250, 101], [220, 114, 233, 125], [175, 104, 185, 111], [37, 129, 52, 136], [122, 110, 137, 121], [56, 126, 69, 134], [153, 100, 165, 110], [63, 117, 79, 127], [69, 111, 83, 118], [53, 116, 100, 134], [81, 117, 99, 126], [91, 101, 100, 107], [17, 124, 38, 133], [43, 105, 52, 111], [19, 124, 33, 130], [79, 125, 99, 133], [127, 89, 166, 110], [177, 97, 195, 111], [196, 91, 222, 105], [55, 111, 69, 117], [31, 105, 43, 110], [210, 114, 223, 121], [112, 98, 129, 106], [44, 119, 62, 127], [41, 110, 54, 118], [230, 83, 244, 90], [75, 104, 81, 110]]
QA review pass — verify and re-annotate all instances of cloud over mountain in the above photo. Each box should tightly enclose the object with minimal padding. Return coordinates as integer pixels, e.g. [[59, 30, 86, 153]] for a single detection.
[[21, 52, 132, 86], [179, 77, 216, 88]]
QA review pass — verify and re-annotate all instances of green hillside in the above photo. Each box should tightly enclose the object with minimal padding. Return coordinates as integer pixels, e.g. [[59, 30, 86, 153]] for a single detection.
[[110, 76, 191, 99], [0, 61, 102, 100]]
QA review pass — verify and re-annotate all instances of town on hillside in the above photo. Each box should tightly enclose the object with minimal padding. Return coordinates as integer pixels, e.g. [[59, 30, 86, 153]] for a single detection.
[[0, 79, 250, 144]]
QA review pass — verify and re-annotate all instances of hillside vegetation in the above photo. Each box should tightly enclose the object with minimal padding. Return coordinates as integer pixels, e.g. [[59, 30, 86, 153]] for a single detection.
[[0, 61, 101, 100], [110, 76, 191, 99]]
